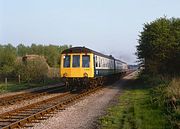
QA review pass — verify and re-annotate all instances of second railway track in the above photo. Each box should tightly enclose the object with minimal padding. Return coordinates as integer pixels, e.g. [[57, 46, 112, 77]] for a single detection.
[[0, 86, 102, 129], [0, 84, 65, 106]]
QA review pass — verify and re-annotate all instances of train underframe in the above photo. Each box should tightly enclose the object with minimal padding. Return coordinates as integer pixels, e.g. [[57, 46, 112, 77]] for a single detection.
[[62, 73, 125, 91]]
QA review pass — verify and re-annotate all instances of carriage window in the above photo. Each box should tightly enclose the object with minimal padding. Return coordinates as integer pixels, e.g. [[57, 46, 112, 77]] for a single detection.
[[73, 55, 80, 67], [82, 55, 90, 67], [63, 55, 70, 68], [96, 62, 98, 67]]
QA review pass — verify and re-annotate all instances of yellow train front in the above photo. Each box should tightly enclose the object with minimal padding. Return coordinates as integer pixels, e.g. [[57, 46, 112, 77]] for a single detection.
[[60, 47, 128, 90]]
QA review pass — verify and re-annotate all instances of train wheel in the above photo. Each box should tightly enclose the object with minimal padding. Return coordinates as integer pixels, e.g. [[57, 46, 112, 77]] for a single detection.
[[89, 78, 94, 89], [99, 77, 103, 86], [65, 81, 69, 90]]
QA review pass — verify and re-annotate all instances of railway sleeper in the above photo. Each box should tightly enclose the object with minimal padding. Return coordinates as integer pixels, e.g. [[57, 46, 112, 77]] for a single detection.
[[23, 109, 41, 112], [18, 111, 37, 115], [30, 119, 40, 123], [0, 120, 16, 123], [1, 87, 102, 129], [16, 114, 32, 117]]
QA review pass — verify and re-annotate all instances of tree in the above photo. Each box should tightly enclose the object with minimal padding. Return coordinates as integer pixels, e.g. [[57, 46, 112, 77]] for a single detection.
[[17, 44, 29, 56], [0, 44, 16, 77], [16, 44, 70, 67], [136, 17, 180, 75]]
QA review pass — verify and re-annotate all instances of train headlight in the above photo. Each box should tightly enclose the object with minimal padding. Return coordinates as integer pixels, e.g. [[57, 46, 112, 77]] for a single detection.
[[63, 73, 67, 77], [83, 72, 88, 77]]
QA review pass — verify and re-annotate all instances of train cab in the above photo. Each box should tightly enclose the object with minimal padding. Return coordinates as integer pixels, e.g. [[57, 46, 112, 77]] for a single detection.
[[60, 48, 94, 78]]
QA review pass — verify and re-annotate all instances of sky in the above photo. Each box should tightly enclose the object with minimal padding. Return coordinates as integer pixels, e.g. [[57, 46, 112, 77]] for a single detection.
[[0, 0, 180, 64]]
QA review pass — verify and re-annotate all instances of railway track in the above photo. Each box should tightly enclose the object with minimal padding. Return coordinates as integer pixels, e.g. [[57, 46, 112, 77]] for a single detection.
[[0, 86, 102, 129], [0, 71, 134, 128], [0, 71, 133, 107], [0, 84, 65, 106]]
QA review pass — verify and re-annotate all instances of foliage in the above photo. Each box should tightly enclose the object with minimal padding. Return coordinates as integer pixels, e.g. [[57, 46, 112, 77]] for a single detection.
[[150, 78, 180, 128], [138, 73, 180, 128], [0, 77, 62, 93], [0, 83, 41, 93], [136, 17, 180, 75], [0, 43, 70, 81], [137, 71, 170, 87], [136, 16, 180, 128], [0, 44, 16, 77], [100, 89, 169, 129], [100, 74, 179, 129], [15, 57, 48, 82], [17, 44, 70, 67]]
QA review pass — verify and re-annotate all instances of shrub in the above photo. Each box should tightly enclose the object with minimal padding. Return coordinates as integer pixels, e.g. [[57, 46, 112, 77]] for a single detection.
[[16, 57, 48, 82], [149, 77, 180, 128]]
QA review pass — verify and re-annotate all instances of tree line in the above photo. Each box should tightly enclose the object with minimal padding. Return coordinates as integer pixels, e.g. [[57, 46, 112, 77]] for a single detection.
[[16, 44, 71, 67], [0, 44, 71, 82], [136, 17, 180, 75]]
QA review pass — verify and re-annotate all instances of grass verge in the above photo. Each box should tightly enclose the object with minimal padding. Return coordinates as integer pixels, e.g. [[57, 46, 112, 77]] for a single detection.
[[100, 88, 169, 129], [99, 73, 180, 129], [0, 78, 62, 93]]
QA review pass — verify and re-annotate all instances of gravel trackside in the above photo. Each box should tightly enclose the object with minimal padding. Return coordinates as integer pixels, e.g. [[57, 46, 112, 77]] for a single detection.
[[0, 92, 67, 114], [0, 83, 65, 114], [30, 72, 137, 129]]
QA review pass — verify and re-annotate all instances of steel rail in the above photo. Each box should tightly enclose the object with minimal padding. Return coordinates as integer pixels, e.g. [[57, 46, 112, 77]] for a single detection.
[[0, 84, 65, 106], [0, 91, 71, 129], [0, 87, 101, 129]]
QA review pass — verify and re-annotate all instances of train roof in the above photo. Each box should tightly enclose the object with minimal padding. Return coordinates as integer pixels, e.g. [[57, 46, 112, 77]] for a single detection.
[[115, 59, 127, 64], [62, 47, 114, 59], [62, 46, 127, 64]]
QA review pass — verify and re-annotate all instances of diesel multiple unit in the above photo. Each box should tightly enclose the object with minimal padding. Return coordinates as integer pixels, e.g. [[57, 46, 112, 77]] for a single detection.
[[60, 47, 128, 90]]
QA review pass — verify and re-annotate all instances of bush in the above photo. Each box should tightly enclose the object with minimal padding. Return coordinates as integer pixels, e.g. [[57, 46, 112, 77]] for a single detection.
[[138, 72, 169, 87], [148, 77, 180, 128], [167, 78, 180, 101], [16, 58, 48, 82]]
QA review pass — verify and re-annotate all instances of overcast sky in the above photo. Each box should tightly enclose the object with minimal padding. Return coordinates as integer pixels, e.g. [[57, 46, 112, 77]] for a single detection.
[[0, 0, 180, 64]]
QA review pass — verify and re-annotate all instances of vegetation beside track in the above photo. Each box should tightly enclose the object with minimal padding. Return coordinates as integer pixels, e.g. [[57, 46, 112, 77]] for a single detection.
[[0, 44, 71, 84], [0, 78, 62, 93], [99, 17, 178, 129], [100, 74, 180, 129], [0, 44, 70, 93]]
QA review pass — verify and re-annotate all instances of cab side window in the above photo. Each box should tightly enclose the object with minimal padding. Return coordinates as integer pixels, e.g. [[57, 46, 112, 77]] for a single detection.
[[63, 55, 71, 67], [82, 55, 90, 67]]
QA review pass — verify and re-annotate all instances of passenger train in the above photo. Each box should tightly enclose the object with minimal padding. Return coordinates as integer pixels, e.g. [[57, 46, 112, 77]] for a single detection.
[[60, 47, 128, 90]]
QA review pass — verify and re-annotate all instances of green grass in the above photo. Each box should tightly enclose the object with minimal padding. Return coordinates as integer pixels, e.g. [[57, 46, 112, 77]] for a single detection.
[[100, 83, 169, 129], [0, 83, 44, 93], [0, 78, 62, 93]]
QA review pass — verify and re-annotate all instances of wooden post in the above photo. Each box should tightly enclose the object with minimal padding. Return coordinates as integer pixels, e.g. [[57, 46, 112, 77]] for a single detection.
[[18, 75, 21, 84], [5, 77, 7, 85], [5, 77, 7, 90], [43, 75, 45, 84]]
